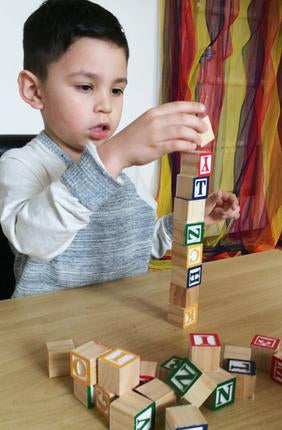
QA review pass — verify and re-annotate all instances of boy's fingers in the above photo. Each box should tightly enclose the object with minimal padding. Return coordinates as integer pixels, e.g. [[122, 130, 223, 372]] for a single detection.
[[157, 101, 206, 116]]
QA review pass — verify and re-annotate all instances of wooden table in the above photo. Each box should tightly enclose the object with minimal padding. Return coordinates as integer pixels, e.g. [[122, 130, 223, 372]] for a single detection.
[[0, 250, 281, 429]]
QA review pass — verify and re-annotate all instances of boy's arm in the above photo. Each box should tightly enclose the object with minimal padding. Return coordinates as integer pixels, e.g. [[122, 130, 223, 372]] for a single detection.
[[0, 145, 123, 261]]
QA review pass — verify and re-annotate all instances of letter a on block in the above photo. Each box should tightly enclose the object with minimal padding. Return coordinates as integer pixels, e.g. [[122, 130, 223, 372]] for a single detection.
[[168, 359, 202, 396]]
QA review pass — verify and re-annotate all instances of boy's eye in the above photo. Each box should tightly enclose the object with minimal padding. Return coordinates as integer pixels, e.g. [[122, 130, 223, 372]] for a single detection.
[[76, 84, 93, 93], [112, 88, 124, 96]]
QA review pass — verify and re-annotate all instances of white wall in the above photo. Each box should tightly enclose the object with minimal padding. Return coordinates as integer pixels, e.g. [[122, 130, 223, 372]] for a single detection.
[[0, 0, 160, 195]]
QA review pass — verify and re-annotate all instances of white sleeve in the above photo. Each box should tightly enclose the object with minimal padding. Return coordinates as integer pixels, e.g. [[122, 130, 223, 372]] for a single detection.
[[151, 213, 173, 259]]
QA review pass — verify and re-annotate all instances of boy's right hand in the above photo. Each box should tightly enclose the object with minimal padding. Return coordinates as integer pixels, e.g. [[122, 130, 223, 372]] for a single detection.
[[97, 101, 207, 178]]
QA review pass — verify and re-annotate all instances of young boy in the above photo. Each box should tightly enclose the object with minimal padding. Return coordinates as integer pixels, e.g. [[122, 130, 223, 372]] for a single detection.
[[0, 0, 239, 297]]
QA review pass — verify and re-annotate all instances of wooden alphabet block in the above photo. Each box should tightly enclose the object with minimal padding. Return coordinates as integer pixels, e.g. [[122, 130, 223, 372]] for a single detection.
[[94, 384, 116, 421], [46, 339, 75, 378], [98, 348, 140, 396], [188, 333, 221, 372], [171, 265, 202, 289], [140, 360, 158, 384], [204, 368, 236, 410], [169, 284, 199, 308], [173, 198, 206, 224], [271, 351, 282, 384], [135, 378, 176, 427], [250, 334, 280, 372], [176, 174, 209, 200], [223, 359, 256, 400], [223, 344, 252, 361], [168, 358, 216, 407], [159, 356, 184, 383], [110, 390, 155, 430], [70, 340, 110, 385], [73, 379, 94, 408], [171, 242, 203, 272], [172, 221, 204, 247], [165, 404, 208, 430], [180, 151, 213, 177], [198, 115, 214, 147], [168, 303, 198, 329]]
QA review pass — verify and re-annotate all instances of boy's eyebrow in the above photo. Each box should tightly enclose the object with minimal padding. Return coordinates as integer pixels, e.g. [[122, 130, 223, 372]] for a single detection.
[[68, 71, 127, 85]]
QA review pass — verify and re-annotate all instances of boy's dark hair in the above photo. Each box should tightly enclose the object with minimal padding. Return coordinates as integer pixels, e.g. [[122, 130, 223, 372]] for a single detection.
[[23, 0, 129, 80]]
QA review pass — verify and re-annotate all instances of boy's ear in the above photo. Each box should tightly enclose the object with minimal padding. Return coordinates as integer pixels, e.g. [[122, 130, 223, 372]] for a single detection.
[[17, 70, 44, 110]]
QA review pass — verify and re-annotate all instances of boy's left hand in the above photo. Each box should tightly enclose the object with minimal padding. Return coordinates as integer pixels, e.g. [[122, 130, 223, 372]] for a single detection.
[[204, 191, 240, 226]]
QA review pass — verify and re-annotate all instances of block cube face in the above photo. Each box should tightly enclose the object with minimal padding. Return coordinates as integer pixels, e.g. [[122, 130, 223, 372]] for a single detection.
[[134, 403, 155, 430], [187, 245, 203, 268], [211, 379, 236, 410], [251, 335, 280, 350], [225, 359, 256, 375], [168, 359, 202, 397], [102, 349, 137, 368], [271, 355, 282, 384], [192, 177, 209, 200], [187, 266, 202, 288], [183, 304, 198, 328], [184, 223, 204, 246], [190, 333, 220, 347], [176, 426, 208, 430], [94, 385, 115, 419], [198, 153, 213, 177], [71, 352, 91, 384], [161, 356, 184, 372]]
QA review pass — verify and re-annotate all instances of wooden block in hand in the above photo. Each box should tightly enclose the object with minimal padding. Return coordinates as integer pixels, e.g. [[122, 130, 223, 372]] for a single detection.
[[180, 151, 213, 177], [140, 360, 158, 384], [70, 340, 110, 385], [159, 356, 184, 383], [271, 351, 282, 384], [168, 303, 198, 329], [204, 368, 236, 410], [98, 348, 140, 396], [250, 334, 280, 372], [223, 358, 256, 400], [176, 174, 209, 200], [198, 115, 214, 147], [94, 384, 117, 421], [169, 283, 199, 308], [223, 344, 252, 361], [46, 339, 74, 378], [168, 358, 216, 407], [174, 198, 206, 225], [135, 378, 176, 427], [110, 390, 155, 430], [165, 404, 208, 430], [73, 379, 94, 408], [188, 333, 221, 372]]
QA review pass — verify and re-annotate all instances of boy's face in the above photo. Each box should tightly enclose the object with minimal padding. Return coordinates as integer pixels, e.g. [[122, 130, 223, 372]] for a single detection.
[[38, 37, 128, 159]]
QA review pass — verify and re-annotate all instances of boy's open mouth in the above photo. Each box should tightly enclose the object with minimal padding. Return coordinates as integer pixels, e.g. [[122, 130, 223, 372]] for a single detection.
[[89, 123, 110, 140]]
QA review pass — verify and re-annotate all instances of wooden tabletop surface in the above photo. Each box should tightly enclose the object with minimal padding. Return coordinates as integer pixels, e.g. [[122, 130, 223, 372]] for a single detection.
[[0, 249, 281, 429]]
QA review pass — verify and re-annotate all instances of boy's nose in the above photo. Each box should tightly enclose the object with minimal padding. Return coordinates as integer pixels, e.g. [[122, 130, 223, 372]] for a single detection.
[[93, 90, 112, 114]]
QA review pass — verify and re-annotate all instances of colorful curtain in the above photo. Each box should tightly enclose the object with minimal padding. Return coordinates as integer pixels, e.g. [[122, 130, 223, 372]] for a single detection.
[[159, 0, 282, 253]]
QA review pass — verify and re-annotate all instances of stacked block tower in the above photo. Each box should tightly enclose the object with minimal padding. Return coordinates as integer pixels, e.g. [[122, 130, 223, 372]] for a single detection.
[[168, 115, 214, 329]]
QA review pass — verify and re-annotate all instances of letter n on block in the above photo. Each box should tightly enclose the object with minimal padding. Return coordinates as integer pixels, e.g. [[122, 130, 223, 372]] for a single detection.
[[189, 333, 221, 372], [204, 368, 236, 410], [98, 348, 140, 396]]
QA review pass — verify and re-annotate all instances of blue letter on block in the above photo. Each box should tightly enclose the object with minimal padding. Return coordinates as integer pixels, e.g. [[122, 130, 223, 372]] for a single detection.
[[192, 177, 209, 200], [187, 266, 202, 288]]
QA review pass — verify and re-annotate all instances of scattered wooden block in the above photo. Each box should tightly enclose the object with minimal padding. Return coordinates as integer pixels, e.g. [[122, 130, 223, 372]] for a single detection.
[[70, 340, 110, 385], [98, 348, 140, 396], [204, 368, 236, 410], [172, 220, 204, 247], [171, 242, 203, 272], [168, 358, 216, 407], [223, 344, 252, 361], [135, 378, 176, 427], [271, 351, 282, 384], [73, 379, 95, 408], [180, 151, 213, 177], [223, 359, 256, 400], [159, 356, 184, 383], [110, 390, 155, 430], [198, 115, 214, 147], [94, 384, 117, 422], [165, 404, 208, 430], [173, 198, 206, 224], [169, 283, 199, 308], [188, 333, 221, 372], [46, 339, 75, 378], [140, 360, 158, 384], [176, 174, 209, 200], [168, 303, 198, 329], [250, 334, 280, 372]]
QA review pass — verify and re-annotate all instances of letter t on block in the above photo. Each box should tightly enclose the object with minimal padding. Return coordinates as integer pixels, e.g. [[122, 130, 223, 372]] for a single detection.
[[188, 333, 221, 372]]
